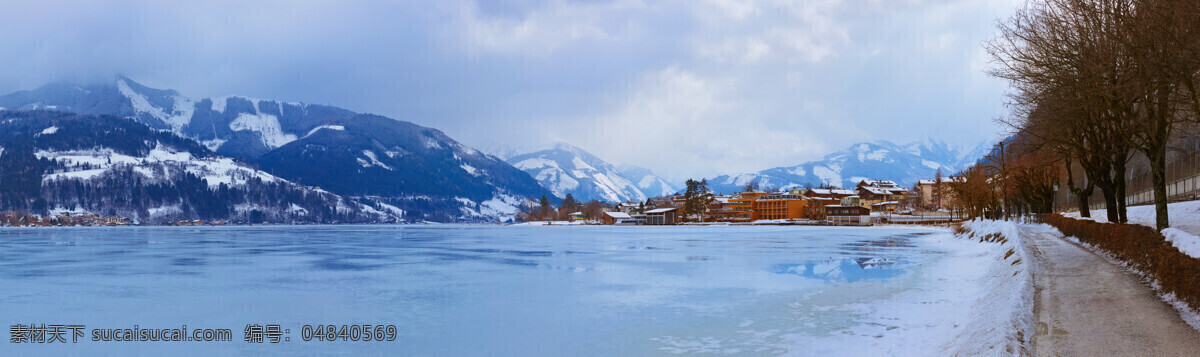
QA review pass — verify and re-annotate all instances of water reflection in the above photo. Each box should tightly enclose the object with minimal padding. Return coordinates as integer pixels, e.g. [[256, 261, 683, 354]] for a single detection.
[[771, 257, 904, 283]]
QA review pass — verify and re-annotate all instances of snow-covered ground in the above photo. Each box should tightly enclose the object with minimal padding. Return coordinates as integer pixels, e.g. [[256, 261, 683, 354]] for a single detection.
[[804, 219, 1032, 355], [37, 145, 280, 188], [1063, 200, 1200, 235], [0, 225, 1032, 355], [1062, 201, 1200, 259], [34, 145, 403, 222]]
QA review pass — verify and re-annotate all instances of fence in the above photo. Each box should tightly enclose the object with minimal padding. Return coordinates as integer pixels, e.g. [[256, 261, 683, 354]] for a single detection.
[[1054, 140, 1200, 211]]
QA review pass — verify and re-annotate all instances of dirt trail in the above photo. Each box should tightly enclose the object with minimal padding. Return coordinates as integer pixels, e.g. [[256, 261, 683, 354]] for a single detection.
[[1021, 225, 1200, 356]]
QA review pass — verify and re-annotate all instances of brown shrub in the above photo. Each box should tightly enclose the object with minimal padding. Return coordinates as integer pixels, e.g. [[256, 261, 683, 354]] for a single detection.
[[1045, 214, 1200, 314], [953, 223, 968, 236]]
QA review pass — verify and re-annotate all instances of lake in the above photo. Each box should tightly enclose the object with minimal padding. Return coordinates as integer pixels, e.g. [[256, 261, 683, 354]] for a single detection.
[[0, 224, 979, 356]]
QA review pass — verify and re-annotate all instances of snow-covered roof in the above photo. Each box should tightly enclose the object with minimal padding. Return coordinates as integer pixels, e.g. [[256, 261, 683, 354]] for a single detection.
[[859, 187, 890, 195], [645, 207, 678, 214], [917, 178, 955, 185], [808, 188, 831, 194], [871, 201, 899, 206], [569, 211, 583, 216], [859, 179, 899, 188], [604, 211, 632, 219], [760, 194, 806, 200], [831, 189, 856, 195]]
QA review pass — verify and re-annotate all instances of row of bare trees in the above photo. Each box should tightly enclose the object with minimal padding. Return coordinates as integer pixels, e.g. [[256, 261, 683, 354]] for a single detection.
[[982, 0, 1200, 229], [947, 136, 1060, 220]]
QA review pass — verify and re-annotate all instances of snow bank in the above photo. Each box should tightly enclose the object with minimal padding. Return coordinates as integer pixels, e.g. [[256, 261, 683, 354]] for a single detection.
[[1160, 228, 1200, 260], [943, 219, 1035, 355]]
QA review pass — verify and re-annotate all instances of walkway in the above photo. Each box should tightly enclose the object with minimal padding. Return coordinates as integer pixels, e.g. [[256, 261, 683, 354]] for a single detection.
[[1021, 225, 1200, 356]]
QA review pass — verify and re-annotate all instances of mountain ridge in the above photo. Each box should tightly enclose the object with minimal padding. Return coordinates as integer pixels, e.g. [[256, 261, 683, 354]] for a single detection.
[[0, 110, 404, 224], [0, 76, 552, 222], [700, 139, 988, 194]]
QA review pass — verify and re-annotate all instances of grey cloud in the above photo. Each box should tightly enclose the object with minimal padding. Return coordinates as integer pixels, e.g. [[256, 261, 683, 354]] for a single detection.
[[0, 0, 1019, 182]]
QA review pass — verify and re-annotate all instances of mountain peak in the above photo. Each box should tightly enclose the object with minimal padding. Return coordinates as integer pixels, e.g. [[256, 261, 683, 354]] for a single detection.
[[508, 143, 653, 203]]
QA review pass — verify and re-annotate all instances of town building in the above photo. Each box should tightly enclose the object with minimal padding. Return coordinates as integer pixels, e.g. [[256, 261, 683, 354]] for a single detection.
[[705, 195, 743, 222], [754, 194, 809, 220], [857, 179, 900, 189], [826, 205, 871, 226], [914, 178, 957, 210], [644, 207, 679, 225], [802, 188, 857, 201], [871, 201, 900, 213], [714, 191, 769, 222], [602, 211, 641, 225], [855, 179, 911, 209], [804, 198, 830, 220]]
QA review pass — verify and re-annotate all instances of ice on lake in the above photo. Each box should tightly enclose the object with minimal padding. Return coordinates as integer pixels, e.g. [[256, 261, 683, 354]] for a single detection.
[[0, 225, 984, 355]]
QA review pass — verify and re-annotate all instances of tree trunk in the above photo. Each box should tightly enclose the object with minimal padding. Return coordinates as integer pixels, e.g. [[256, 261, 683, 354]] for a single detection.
[[1150, 151, 1170, 230], [1065, 158, 1091, 218], [1114, 159, 1129, 224], [1074, 188, 1091, 218], [1098, 183, 1119, 223]]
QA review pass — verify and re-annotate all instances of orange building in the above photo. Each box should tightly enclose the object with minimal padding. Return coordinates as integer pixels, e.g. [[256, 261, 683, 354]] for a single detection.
[[753, 194, 809, 220], [710, 191, 769, 222]]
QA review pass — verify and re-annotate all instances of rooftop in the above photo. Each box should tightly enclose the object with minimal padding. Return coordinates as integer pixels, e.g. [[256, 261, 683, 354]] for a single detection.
[[604, 211, 632, 219]]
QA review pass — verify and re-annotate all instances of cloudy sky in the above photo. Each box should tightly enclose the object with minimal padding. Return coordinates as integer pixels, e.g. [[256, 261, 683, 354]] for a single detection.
[[0, 0, 1021, 182]]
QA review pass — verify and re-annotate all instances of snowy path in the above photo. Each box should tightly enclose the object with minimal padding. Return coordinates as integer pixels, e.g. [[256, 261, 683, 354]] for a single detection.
[[1021, 225, 1200, 356]]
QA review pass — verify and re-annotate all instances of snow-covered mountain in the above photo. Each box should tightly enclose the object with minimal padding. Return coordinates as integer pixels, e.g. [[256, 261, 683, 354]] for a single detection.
[[507, 143, 652, 203], [703, 139, 989, 195], [0, 111, 403, 223], [616, 164, 677, 198], [0, 76, 551, 222]]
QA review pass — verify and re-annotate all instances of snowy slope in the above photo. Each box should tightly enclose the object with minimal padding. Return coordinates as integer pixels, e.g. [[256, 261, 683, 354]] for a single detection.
[[0, 111, 403, 223], [617, 164, 677, 198], [507, 143, 648, 203], [703, 139, 988, 194], [115, 76, 195, 132]]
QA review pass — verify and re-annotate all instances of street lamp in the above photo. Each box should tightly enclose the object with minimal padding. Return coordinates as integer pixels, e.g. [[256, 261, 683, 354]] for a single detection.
[[1052, 181, 1059, 214]]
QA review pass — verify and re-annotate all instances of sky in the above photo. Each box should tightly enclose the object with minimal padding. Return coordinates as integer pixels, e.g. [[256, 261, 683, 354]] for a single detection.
[[0, 0, 1022, 183]]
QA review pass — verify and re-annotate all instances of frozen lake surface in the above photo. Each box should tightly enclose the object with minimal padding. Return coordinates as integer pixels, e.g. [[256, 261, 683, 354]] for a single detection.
[[0, 224, 1001, 355]]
